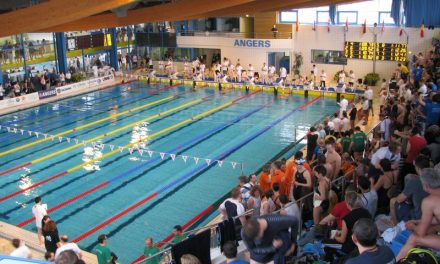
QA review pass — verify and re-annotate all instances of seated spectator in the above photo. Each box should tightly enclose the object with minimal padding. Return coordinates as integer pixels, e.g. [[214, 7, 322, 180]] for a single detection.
[[397, 168, 440, 261], [242, 215, 298, 264], [320, 185, 356, 230], [345, 218, 395, 264], [222, 241, 248, 264], [10, 239, 32, 258], [333, 191, 371, 255], [371, 158, 398, 215], [170, 225, 185, 245], [55, 250, 85, 264], [55, 235, 82, 260], [358, 176, 378, 217], [219, 187, 246, 225], [389, 155, 430, 225], [180, 254, 201, 264], [279, 194, 300, 224], [247, 186, 262, 217]]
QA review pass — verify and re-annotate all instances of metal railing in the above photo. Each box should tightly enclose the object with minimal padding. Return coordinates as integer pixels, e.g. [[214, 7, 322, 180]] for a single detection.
[[178, 30, 293, 39]]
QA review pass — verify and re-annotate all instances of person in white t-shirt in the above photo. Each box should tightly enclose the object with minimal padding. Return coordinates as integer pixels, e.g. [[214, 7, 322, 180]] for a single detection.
[[55, 235, 82, 260], [268, 65, 276, 84], [332, 113, 341, 134], [236, 64, 243, 82], [10, 239, 32, 258], [222, 57, 229, 74], [348, 70, 355, 87], [418, 81, 427, 95], [65, 71, 71, 83], [59, 72, 65, 86], [364, 86, 374, 117], [248, 64, 254, 78], [341, 112, 350, 133], [32, 196, 47, 244], [280, 67, 287, 81], [261, 62, 268, 84], [338, 95, 349, 118], [320, 69, 327, 88], [199, 63, 206, 80], [219, 187, 246, 225], [338, 71, 345, 85]]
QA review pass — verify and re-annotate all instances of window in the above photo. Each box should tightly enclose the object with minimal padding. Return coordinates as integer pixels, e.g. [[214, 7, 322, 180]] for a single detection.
[[317, 11, 329, 24], [311, 49, 347, 65], [337, 11, 358, 24], [378, 11, 394, 25], [279, 10, 297, 24]]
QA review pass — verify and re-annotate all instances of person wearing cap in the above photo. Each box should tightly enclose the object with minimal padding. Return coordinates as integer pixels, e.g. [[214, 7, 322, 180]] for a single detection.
[[293, 158, 312, 219]]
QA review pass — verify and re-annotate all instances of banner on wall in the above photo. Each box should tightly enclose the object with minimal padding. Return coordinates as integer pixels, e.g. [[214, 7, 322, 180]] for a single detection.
[[38, 89, 58, 100]]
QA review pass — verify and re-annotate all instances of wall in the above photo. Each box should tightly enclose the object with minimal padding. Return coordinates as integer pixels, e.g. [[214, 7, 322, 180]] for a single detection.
[[254, 12, 292, 39], [294, 24, 439, 83], [176, 25, 439, 83]]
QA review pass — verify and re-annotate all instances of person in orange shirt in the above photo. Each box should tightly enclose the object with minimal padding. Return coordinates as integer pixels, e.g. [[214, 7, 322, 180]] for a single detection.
[[283, 158, 296, 197], [270, 161, 286, 191], [259, 164, 272, 194]]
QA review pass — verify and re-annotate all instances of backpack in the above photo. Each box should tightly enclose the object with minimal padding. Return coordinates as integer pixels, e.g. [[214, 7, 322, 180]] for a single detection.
[[398, 247, 439, 264]]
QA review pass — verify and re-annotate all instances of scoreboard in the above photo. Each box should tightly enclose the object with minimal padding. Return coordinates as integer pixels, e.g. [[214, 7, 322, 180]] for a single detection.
[[66, 33, 106, 51], [344, 41, 407, 62]]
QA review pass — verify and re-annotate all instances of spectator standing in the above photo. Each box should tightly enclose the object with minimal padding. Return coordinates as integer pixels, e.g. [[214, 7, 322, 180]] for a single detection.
[[358, 176, 378, 216], [94, 235, 113, 264], [143, 237, 160, 264], [364, 86, 374, 117], [320, 69, 327, 88], [271, 25, 278, 38], [348, 70, 355, 88], [219, 187, 246, 225], [170, 225, 184, 245], [306, 127, 319, 162], [42, 220, 60, 253]]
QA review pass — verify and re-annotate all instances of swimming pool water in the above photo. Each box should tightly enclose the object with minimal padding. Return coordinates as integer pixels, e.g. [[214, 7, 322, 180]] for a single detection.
[[0, 82, 338, 262]]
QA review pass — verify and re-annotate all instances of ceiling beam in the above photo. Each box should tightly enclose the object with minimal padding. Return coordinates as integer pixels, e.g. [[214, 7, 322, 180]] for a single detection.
[[0, 0, 139, 37], [38, 0, 257, 32]]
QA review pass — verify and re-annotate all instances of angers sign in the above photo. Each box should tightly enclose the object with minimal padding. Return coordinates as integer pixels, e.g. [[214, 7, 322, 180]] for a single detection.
[[234, 39, 271, 48]]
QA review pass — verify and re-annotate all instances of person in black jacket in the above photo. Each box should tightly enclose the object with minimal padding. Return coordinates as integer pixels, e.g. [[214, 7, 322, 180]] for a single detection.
[[241, 214, 298, 264]]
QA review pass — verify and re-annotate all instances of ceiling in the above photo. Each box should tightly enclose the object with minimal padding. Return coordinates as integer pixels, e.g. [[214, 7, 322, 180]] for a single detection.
[[0, 0, 365, 37]]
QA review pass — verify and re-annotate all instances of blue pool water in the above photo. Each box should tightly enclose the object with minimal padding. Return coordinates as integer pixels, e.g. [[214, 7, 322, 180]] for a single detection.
[[0, 82, 338, 262]]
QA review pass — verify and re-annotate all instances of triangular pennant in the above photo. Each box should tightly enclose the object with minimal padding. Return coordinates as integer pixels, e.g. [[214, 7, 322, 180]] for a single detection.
[[138, 149, 144, 156], [147, 150, 153, 157], [74, 138, 79, 144], [194, 157, 199, 164], [66, 137, 71, 143], [28, 131, 33, 136], [35, 132, 39, 138], [128, 148, 134, 154], [44, 134, 48, 139], [100, 144, 105, 150], [109, 145, 115, 151], [20, 129, 24, 135], [13, 128, 18, 133], [205, 158, 211, 165], [182, 155, 188, 162], [58, 137, 63, 142], [231, 162, 237, 169], [82, 140, 86, 145], [159, 152, 166, 160], [170, 154, 176, 160], [217, 160, 223, 167], [92, 142, 96, 148], [119, 146, 124, 153], [6, 127, 10, 132], [50, 135, 55, 141]]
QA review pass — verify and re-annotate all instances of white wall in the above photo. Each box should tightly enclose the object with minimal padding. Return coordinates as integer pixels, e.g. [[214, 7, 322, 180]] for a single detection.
[[177, 27, 439, 82]]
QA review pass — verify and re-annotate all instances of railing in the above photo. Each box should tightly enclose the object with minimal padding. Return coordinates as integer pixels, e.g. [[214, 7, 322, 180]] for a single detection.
[[178, 30, 293, 39]]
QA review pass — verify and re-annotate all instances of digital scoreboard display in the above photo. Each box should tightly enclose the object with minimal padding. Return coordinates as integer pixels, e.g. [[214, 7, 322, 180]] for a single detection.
[[344, 41, 407, 62]]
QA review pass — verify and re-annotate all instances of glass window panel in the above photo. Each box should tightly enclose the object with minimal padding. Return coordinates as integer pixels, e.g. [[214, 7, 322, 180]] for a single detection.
[[317, 11, 330, 24], [279, 11, 297, 23]]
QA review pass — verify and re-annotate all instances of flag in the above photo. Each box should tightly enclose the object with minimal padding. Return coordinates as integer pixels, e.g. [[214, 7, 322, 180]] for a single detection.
[[313, 21, 316, 31], [420, 20, 425, 38], [362, 19, 367, 34], [327, 18, 330, 32], [381, 19, 385, 33], [345, 17, 348, 32], [296, 12, 299, 32], [399, 28, 404, 36]]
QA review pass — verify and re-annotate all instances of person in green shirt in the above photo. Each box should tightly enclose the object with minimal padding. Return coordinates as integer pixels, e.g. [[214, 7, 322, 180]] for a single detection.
[[350, 126, 367, 161], [170, 225, 184, 245], [94, 234, 113, 264], [340, 131, 352, 154], [144, 237, 160, 264]]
